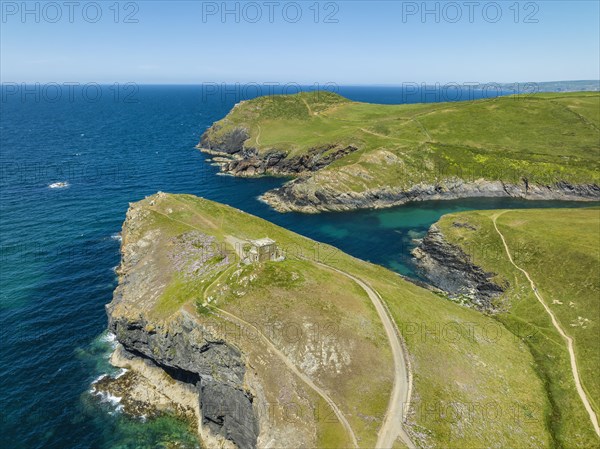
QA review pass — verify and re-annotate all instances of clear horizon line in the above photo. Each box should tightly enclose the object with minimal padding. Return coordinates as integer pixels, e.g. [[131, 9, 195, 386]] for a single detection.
[[1, 79, 599, 86]]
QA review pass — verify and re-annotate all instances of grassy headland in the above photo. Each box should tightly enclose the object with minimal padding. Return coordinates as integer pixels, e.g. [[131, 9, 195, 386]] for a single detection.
[[111, 192, 555, 448], [200, 91, 599, 213]]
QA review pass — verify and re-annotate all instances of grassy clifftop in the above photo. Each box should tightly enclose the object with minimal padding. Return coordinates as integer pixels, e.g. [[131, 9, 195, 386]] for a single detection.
[[201, 91, 600, 212], [417, 208, 600, 447], [110, 192, 554, 448]]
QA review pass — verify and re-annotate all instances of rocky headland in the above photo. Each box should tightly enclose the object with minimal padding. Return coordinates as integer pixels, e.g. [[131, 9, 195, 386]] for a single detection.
[[94, 192, 398, 449], [198, 91, 600, 213], [411, 222, 507, 311], [259, 178, 600, 213], [93, 192, 560, 449], [98, 196, 260, 449], [198, 126, 358, 177]]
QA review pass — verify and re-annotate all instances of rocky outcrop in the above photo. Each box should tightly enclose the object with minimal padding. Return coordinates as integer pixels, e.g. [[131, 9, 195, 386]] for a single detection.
[[200, 126, 249, 155], [92, 346, 201, 423], [106, 307, 259, 449], [199, 126, 358, 177], [104, 195, 260, 449], [260, 178, 600, 213], [411, 223, 506, 311]]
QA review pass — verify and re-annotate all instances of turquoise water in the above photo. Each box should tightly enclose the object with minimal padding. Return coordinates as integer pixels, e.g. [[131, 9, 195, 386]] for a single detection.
[[0, 85, 595, 448]]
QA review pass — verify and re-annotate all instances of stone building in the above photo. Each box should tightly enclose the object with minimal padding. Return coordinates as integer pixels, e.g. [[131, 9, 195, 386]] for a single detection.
[[247, 238, 281, 263]]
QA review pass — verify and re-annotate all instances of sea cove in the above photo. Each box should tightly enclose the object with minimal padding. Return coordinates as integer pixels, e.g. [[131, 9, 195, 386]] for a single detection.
[[1, 85, 598, 448]]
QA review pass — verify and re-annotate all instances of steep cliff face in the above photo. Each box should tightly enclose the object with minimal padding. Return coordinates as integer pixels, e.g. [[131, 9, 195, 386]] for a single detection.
[[199, 126, 358, 177], [104, 196, 259, 449], [107, 313, 259, 448], [199, 125, 249, 155], [260, 178, 600, 213], [412, 223, 506, 311], [100, 193, 403, 449]]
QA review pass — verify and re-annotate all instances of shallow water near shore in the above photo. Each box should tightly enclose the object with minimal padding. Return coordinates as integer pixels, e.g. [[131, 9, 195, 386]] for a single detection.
[[1, 85, 597, 448]]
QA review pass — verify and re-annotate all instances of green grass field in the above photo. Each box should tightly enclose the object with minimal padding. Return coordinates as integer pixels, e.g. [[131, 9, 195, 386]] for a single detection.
[[432, 208, 600, 447], [203, 91, 600, 197], [120, 193, 559, 448]]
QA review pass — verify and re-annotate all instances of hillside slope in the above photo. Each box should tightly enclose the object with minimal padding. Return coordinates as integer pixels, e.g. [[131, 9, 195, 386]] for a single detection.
[[101, 193, 553, 448], [200, 91, 600, 213], [414, 207, 600, 447]]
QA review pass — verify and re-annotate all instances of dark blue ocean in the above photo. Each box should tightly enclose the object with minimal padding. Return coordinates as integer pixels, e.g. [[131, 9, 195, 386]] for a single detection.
[[0, 85, 594, 448]]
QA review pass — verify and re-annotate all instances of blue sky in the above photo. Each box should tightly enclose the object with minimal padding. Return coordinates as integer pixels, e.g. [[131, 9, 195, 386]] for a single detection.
[[1, 1, 599, 84]]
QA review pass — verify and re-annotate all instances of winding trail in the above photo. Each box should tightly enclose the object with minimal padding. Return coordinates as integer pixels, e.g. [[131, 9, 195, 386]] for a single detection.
[[149, 201, 414, 447], [302, 97, 315, 116], [213, 306, 359, 448], [411, 117, 432, 141], [492, 211, 600, 437], [151, 208, 358, 447], [202, 255, 359, 448], [255, 124, 262, 146], [359, 127, 393, 139], [314, 262, 416, 449]]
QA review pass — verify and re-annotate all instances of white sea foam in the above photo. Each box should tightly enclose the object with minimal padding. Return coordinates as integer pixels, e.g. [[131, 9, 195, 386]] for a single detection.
[[90, 375, 124, 413], [103, 332, 116, 343], [93, 389, 124, 413], [48, 181, 69, 189], [102, 392, 122, 405], [92, 373, 108, 384], [101, 332, 118, 348], [110, 233, 122, 242]]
